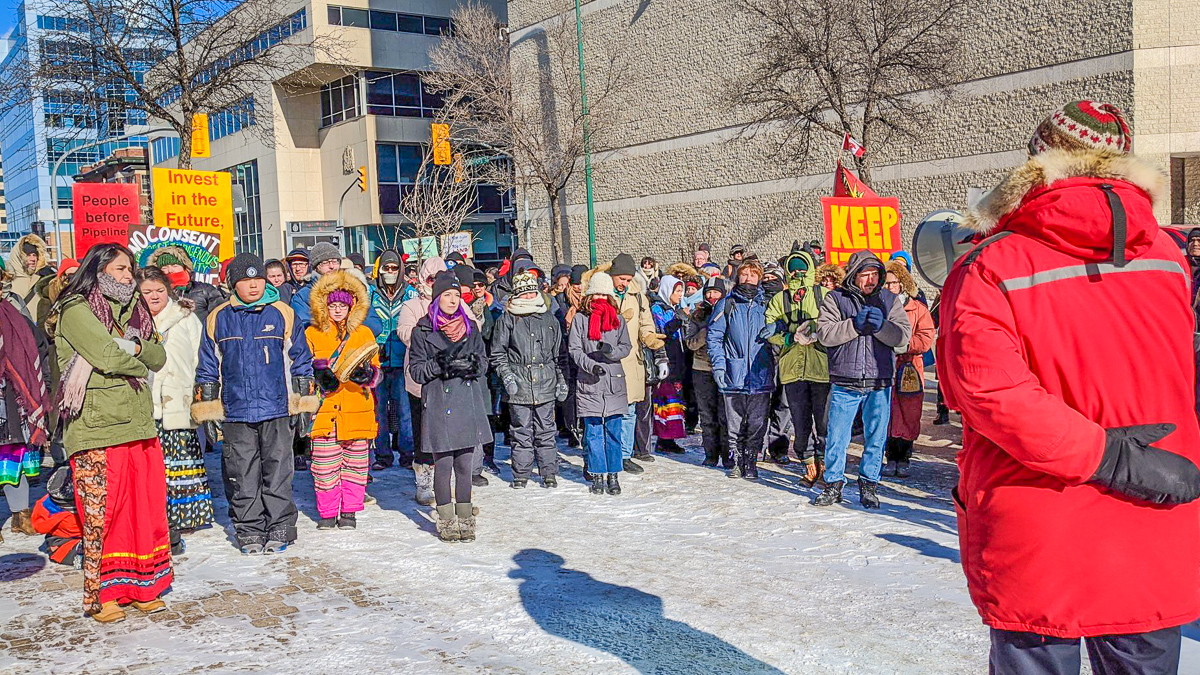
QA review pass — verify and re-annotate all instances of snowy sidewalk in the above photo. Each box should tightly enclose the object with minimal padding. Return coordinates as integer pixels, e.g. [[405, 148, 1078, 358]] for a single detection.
[[2, 423, 1195, 674]]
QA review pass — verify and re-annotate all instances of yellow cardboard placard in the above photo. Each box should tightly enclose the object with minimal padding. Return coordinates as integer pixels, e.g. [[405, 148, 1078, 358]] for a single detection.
[[151, 168, 234, 261]]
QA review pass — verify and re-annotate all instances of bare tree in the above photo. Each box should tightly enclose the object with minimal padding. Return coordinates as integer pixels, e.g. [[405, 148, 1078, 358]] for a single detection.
[[5, 0, 350, 169], [425, 2, 629, 263], [727, 0, 966, 183]]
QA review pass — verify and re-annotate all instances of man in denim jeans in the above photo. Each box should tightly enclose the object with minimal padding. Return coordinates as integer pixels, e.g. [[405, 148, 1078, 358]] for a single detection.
[[814, 251, 910, 508]]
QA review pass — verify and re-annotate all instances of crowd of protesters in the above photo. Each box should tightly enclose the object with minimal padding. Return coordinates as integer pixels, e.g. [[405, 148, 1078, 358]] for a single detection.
[[4, 99, 1199, 675]]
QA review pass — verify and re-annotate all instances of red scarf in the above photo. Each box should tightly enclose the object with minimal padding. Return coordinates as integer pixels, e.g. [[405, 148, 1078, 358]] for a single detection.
[[588, 296, 621, 341], [0, 301, 49, 447]]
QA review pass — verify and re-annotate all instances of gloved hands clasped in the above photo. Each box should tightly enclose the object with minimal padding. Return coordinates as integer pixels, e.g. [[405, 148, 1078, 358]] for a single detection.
[[1090, 424, 1200, 505], [853, 306, 885, 335], [312, 359, 339, 394]]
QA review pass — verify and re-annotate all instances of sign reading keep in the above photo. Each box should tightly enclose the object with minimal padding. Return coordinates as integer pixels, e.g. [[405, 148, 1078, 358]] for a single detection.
[[821, 196, 902, 266]]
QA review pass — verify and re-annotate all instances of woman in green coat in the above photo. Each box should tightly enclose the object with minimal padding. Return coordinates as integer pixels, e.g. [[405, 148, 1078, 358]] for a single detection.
[[53, 243, 172, 624]]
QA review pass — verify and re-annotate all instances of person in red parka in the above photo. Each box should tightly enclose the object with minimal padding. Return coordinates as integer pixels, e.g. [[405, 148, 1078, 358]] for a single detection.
[[939, 100, 1200, 674]]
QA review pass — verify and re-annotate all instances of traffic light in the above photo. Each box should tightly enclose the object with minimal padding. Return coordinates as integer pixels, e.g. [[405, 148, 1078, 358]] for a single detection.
[[356, 166, 367, 192]]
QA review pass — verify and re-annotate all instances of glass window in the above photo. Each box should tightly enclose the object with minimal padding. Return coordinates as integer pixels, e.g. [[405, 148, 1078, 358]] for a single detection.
[[376, 143, 397, 183], [396, 145, 421, 182], [366, 71, 392, 111], [320, 75, 361, 127], [393, 73, 420, 108], [340, 8, 368, 28], [378, 184, 400, 214], [327, 6, 341, 25], [370, 10, 396, 31], [424, 16, 451, 36], [396, 14, 424, 33]]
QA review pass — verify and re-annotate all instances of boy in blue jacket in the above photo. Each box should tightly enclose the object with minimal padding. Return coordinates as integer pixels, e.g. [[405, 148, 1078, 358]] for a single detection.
[[193, 253, 318, 554]]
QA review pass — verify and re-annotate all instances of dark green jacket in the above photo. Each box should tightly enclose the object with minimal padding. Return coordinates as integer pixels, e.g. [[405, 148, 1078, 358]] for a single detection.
[[56, 295, 166, 456]]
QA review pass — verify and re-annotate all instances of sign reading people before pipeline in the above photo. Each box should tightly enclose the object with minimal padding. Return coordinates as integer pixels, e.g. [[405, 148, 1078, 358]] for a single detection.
[[72, 183, 141, 254]]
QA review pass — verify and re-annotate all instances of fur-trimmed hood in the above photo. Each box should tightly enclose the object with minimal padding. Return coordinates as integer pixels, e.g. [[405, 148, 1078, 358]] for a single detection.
[[7, 234, 50, 278], [967, 149, 1168, 235], [885, 259, 919, 298], [147, 245, 195, 272], [310, 270, 370, 333], [667, 262, 699, 280], [815, 263, 845, 287]]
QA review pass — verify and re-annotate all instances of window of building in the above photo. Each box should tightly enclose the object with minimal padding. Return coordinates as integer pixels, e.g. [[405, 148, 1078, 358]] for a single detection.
[[365, 71, 443, 119], [327, 6, 451, 36], [210, 97, 256, 140], [227, 159, 263, 256], [36, 15, 88, 32], [321, 75, 361, 127], [151, 136, 180, 162], [44, 91, 97, 129], [376, 142, 423, 214]]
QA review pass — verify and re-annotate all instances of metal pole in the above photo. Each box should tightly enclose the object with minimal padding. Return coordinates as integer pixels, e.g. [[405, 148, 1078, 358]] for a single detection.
[[51, 126, 176, 258], [575, 0, 597, 267], [336, 178, 357, 244]]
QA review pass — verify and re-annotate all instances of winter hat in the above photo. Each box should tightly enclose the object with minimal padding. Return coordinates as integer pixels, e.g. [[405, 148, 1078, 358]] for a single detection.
[[472, 269, 488, 285], [609, 253, 637, 277], [700, 262, 721, 277], [154, 251, 183, 268], [1188, 228, 1200, 243], [512, 248, 533, 263], [585, 271, 616, 298], [285, 247, 310, 263], [378, 250, 401, 268], [309, 242, 342, 267], [327, 289, 355, 306], [698, 243, 710, 253], [58, 258, 80, 277], [729, 244, 745, 257], [348, 253, 365, 269], [512, 271, 540, 297], [762, 261, 784, 280], [704, 276, 727, 297], [569, 264, 588, 285], [21, 241, 38, 255], [453, 264, 476, 288], [431, 270, 460, 299], [551, 264, 571, 283], [1028, 100, 1132, 156], [446, 251, 466, 264], [227, 253, 265, 287]]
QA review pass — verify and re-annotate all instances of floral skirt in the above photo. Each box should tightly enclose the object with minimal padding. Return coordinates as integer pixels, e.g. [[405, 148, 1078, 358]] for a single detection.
[[0, 443, 40, 487], [652, 381, 687, 440], [156, 422, 214, 531]]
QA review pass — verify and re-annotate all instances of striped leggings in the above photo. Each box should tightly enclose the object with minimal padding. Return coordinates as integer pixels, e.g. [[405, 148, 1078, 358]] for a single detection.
[[310, 436, 370, 519]]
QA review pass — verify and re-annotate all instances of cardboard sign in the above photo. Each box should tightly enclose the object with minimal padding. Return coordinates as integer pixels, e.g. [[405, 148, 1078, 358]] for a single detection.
[[821, 196, 902, 266], [127, 223, 224, 285], [442, 231, 472, 258], [72, 183, 140, 254], [402, 236, 440, 260], [150, 168, 235, 262]]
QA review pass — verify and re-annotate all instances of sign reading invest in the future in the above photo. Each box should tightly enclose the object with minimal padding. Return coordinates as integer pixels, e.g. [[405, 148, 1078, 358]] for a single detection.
[[150, 168, 235, 262]]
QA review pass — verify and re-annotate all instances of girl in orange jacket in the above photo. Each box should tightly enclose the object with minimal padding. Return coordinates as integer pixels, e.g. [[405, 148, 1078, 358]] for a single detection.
[[306, 271, 380, 530]]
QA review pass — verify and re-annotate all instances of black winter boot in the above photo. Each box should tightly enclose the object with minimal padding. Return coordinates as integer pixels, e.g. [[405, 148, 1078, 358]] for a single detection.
[[589, 476, 606, 495], [858, 478, 880, 509], [606, 473, 621, 495], [622, 459, 644, 474], [813, 481, 844, 507], [934, 406, 950, 425], [511, 478, 528, 489]]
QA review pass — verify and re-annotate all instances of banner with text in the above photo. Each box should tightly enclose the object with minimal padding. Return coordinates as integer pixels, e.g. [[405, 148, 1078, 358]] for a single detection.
[[151, 168, 235, 262], [821, 196, 902, 266], [72, 183, 140, 255], [127, 223, 225, 285]]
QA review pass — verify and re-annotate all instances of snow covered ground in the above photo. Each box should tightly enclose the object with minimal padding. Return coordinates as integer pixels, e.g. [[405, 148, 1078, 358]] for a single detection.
[[3, 411, 1198, 674]]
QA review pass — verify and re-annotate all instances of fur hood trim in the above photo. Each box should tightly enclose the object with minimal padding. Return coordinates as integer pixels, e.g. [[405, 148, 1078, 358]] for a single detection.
[[310, 270, 370, 333], [814, 263, 845, 286], [885, 259, 919, 298], [152, 298, 195, 334], [147, 245, 195, 272], [7, 234, 50, 277], [667, 262, 699, 279], [967, 149, 1168, 234]]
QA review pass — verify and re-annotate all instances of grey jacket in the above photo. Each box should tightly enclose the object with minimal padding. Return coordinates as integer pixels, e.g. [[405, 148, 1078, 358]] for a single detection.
[[490, 298, 564, 407], [815, 251, 911, 390], [569, 311, 632, 419], [684, 303, 716, 372]]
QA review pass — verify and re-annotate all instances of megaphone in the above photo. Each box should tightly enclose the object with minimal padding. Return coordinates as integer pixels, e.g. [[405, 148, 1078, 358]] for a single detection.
[[911, 210, 974, 288]]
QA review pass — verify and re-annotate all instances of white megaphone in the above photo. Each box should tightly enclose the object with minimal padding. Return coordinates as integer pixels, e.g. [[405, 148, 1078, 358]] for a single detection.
[[911, 210, 975, 288]]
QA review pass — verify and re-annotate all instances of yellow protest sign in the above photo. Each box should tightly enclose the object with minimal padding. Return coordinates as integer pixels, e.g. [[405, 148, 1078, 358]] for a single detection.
[[191, 113, 210, 158], [151, 168, 234, 261], [821, 196, 901, 266]]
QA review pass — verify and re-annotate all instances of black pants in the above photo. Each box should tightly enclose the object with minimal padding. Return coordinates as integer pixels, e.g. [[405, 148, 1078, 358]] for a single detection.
[[409, 393, 434, 466], [510, 402, 559, 480], [765, 384, 793, 461], [785, 380, 830, 465], [683, 352, 699, 431], [989, 627, 1181, 675], [634, 385, 653, 457], [723, 393, 771, 471], [433, 448, 473, 506], [692, 370, 728, 464], [885, 437, 914, 462], [222, 416, 298, 546]]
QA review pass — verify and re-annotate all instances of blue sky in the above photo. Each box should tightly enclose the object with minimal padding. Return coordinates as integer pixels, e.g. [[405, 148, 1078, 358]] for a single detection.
[[0, 0, 18, 37]]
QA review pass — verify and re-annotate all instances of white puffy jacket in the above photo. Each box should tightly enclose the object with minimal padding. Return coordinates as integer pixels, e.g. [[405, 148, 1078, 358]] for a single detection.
[[151, 299, 203, 430]]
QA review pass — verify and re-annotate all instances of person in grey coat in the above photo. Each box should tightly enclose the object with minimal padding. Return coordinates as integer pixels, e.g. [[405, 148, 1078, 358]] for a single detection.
[[814, 250, 911, 509], [408, 271, 493, 542], [569, 272, 633, 496], [491, 271, 568, 489]]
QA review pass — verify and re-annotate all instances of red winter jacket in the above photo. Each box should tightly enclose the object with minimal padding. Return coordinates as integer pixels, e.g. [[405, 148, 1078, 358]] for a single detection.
[[938, 149, 1200, 638]]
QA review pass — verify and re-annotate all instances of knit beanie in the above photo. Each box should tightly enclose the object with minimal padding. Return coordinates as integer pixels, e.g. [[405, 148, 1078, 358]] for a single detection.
[[21, 241, 38, 255], [585, 271, 616, 298], [453, 264, 476, 288], [512, 271, 539, 296], [348, 253, 365, 269], [1028, 100, 1132, 156], [378, 249, 401, 268], [309, 242, 342, 267], [58, 258, 80, 277], [569, 264, 588, 285], [155, 251, 183, 268], [472, 269, 488, 285], [431, 270, 460, 299], [609, 253, 637, 277], [551, 264, 571, 283], [227, 253, 265, 287], [1190, 228, 1200, 244], [729, 244, 745, 257], [286, 247, 310, 263], [327, 289, 355, 306]]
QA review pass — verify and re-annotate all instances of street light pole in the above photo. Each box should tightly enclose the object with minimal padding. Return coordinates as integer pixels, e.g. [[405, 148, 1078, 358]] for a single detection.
[[51, 126, 176, 258], [575, 0, 597, 267]]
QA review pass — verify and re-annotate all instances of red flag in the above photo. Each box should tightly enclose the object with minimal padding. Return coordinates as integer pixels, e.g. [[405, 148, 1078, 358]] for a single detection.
[[833, 160, 877, 198], [842, 132, 866, 158]]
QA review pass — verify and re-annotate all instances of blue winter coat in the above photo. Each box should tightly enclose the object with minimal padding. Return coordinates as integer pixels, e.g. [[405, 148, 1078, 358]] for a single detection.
[[706, 285, 775, 394], [290, 278, 315, 326], [196, 299, 314, 423], [368, 283, 408, 369]]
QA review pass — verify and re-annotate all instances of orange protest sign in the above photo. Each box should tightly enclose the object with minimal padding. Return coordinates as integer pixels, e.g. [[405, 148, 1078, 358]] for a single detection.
[[821, 196, 902, 266]]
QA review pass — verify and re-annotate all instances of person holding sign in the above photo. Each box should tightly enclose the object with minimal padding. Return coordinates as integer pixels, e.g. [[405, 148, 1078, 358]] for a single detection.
[[814, 251, 910, 509]]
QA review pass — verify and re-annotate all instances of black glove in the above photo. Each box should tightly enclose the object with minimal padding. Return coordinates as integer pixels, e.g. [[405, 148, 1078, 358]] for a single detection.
[[194, 382, 221, 446], [446, 353, 479, 379], [592, 364, 604, 377], [435, 348, 455, 375], [596, 341, 615, 362], [1090, 424, 1200, 505], [312, 359, 339, 394], [349, 363, 376, 385], [292, 376, 316, 438], [663, 318, 683, 334]]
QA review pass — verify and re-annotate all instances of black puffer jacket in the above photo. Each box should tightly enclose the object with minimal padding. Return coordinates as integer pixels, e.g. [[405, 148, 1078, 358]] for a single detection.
[[489, 297, 564, 406], [183, 280, 228, 322]]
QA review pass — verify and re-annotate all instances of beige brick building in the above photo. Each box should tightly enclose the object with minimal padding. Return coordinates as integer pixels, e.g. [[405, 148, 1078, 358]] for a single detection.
[[507, 0, 1200, 267]]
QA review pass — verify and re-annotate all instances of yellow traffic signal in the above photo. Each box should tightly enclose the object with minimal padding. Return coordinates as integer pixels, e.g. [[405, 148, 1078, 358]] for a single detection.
[[357, 166, 367, 192], [431, 123, 451, 165]]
